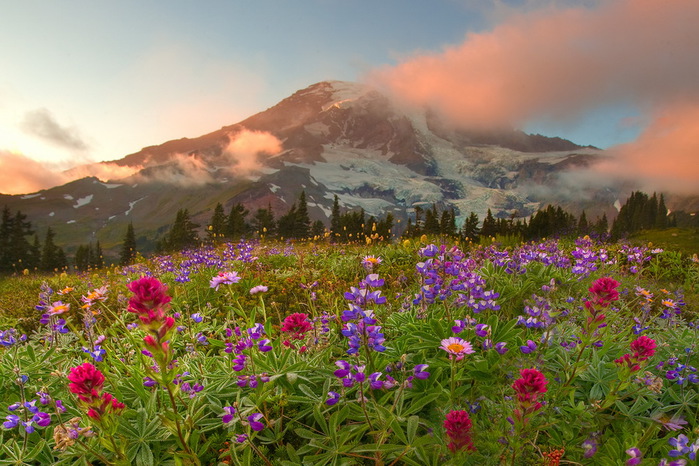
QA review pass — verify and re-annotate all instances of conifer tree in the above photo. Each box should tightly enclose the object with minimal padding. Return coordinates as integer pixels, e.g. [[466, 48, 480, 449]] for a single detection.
[[40, 227, 60, 271], [120, 222, 137, 266], [330, 195, 341, 239], [252, 204, 276, 237], [424, 204, 440, 234], [656, 194, 668, 229], [460, 212, 480, 241], [162, 209, 199, 252], [209, 203, 227, 240], [294, 191, 311, 238], [480, 209, 497, 239], [226, 203, 249, 239]]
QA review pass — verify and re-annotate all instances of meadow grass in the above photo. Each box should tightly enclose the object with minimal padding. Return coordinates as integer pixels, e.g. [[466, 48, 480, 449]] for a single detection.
[[0, 236, 698, 465]]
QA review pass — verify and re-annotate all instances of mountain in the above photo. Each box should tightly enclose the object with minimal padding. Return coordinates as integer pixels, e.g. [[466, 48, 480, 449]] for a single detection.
[[0, 80, 641, 257]]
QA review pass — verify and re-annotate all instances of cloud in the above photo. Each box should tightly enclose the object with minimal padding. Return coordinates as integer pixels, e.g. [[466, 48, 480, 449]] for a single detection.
[[598, 101, 699, 195], [0, 151, 68, 194], [129, 129, 283, 186], [367, 0, 699, 129], [221, 129, 283, 175], [20, 108, 88, 151], [63, 162, 143, 182]]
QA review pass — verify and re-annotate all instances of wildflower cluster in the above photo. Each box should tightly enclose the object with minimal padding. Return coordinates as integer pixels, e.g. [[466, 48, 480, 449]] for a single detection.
[[341, 273, 387, 354], [224, 324, 272, 388]]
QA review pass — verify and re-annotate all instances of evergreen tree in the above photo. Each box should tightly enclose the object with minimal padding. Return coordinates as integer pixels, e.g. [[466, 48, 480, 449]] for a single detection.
[[376, 213, 394, 240], [162, 209, 199, 252], [27, 235, 41, 271], [656, 194, 668, 229], [252, 204, 276, 238], [460, 212, 480, 241], [578, 210, 589, 236], [277, 204, 297, 239], [480, 209, 497, 239], [330, 195, 341, 240], [120, 222, 137, 266], [293, 191, 311, 238], [90, 241, 104, 269], [56, 247, 68, 271], [0, 206, 12, 270], [424, 204, 440, 234], [75, 245, 89, 271], [209, 203, 227, 240], [226, 203, 249, 239], [440, 207, 458, 237], [40, 227, 60, 271], [311, 220, 325, 238]]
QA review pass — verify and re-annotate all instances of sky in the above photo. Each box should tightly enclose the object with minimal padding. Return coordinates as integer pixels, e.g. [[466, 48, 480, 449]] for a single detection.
[[1, 0, 698, 195]]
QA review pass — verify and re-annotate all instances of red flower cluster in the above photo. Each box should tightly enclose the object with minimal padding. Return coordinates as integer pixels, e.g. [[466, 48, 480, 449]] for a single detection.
[[443, 410, 476, 453], [68, 363, 125, 421], [512, 368, 548, 420], [615, 336, 656, 372], [281, 313, 313, 339], [587, 277, 621, 307], [127, 277, 175, 358]]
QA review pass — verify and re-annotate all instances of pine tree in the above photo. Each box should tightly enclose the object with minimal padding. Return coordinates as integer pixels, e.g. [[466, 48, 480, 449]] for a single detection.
[[330, 195, 341, 240], [311, 220, 325, 238], [40, 227, 60, 271], [294, 191, 311, 238], [120, 222, 137, 266], [461, 212, 480, 241], [578, 210, 589, 235], [226, 203, 249, 239], [162, 209, 199, 252], [75, 245, 89, 271], [424, 204, 440, 234], [656, 194, 668, 229], [480, 209, 497, 239], [377, 213, 394, 240], [209, 203, 227, 240], [252, 205, 276, 238]]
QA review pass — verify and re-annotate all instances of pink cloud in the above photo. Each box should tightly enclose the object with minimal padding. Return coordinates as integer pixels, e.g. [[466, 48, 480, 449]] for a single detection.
[[0, 151, 67, 194], [600, 101, 699, 194], [222, 129, 282, 175], [367, 0, 699, 129]]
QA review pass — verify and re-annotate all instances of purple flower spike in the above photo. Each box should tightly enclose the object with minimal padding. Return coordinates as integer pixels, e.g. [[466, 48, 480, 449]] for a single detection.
[[257, 339, 273, 352], [625, 447, 642, 465], [413, 364, 430, 380], [326, 391, 341, 406], [247, 413, 265, 431], [3, 414, 20, 429], [520, 340, 537, 354], [221, 406, 236, 424]]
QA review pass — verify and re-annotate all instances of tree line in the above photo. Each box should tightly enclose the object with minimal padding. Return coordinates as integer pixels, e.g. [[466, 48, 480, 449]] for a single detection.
[[1, 190, 687, 273]]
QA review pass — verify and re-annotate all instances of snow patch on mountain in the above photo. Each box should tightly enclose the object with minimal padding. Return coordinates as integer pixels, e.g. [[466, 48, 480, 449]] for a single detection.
[[64, 194, 74, 200], [73, 195, 93, 208], [125, 197, 146, 216]]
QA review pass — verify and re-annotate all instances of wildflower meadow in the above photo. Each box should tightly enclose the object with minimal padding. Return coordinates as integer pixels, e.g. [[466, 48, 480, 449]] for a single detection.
[[0, 236, 698, 465]]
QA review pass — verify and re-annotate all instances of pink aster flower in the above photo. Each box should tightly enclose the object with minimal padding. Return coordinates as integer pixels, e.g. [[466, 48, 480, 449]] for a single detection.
[[362, 255, 382, 271], [210, 271, 241, 290], [440, 337, 475, 360], [48, 301, 70, 316], [249, 285, 268, 295]]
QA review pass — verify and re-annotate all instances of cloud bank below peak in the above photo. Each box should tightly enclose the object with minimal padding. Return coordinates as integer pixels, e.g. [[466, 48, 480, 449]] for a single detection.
[[366, 0, 699, 193]]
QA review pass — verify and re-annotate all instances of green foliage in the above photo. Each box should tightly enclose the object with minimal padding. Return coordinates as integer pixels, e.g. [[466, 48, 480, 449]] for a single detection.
[[0, 237, 698, 464]]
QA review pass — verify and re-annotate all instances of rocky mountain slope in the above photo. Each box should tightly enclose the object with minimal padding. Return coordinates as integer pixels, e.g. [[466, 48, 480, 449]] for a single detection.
[[1, 81, 635, 255]]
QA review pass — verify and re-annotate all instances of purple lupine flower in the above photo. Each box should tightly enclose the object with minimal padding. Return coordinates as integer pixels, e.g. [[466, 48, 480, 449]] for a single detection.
[[3, 414, 20, 429], [257, 339, 273, 352], [247, 413, 265, 431], [669, 434, 690, 457], [83, 345, 106, 362], [222, 406, 236, 424], [625, 447, 642, 465], [326, 391, 341, 406], [32, 412, 51, 427], [413, 364, 430, 380], [333, 360, 351, 378], [236, 433, 248, 443], [495, 342, 509, 354], [191, 313, 203, 323], [582, 437, 598, 458], [520, 340, 537, 354]]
